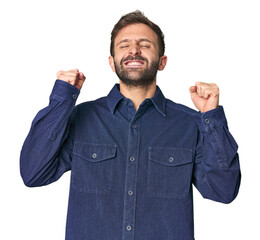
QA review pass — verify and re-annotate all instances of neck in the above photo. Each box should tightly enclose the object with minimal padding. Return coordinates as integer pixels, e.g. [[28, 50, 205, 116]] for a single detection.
[[119, 80, 157, 111]]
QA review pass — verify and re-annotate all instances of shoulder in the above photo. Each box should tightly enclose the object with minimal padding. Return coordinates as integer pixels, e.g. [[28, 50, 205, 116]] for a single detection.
[[165, 98, 198, 116], [71, 96, 109, 119], [76, 96, 107, 110], [164, 99, 202, 131]]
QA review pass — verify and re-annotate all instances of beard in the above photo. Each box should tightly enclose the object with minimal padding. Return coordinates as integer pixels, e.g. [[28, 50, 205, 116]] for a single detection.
[[114, 55, 159, 88]]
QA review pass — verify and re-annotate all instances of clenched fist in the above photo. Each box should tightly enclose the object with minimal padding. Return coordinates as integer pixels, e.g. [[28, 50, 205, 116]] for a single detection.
[[57, 69, 86, 90], [189, 82, 219, 113]]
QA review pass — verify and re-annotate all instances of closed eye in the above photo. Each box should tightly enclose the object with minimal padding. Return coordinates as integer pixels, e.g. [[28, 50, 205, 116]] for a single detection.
[[140, 45, 150, 48], [120, 45, 129, 49]]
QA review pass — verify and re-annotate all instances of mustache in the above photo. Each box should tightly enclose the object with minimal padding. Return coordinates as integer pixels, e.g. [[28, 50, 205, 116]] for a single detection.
[[120, 55, 148, 65]]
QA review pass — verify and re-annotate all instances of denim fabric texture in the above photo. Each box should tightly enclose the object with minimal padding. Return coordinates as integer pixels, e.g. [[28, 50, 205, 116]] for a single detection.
[[20, 80, 241, 240]]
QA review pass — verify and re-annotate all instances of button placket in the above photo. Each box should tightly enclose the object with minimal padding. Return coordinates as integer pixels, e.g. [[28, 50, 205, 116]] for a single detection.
[[122, 120, 139, 239]]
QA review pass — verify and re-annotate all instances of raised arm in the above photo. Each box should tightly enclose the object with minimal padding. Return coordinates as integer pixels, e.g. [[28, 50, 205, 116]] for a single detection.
[[190, 82, 241, 203], [20, 70, 85, 187]]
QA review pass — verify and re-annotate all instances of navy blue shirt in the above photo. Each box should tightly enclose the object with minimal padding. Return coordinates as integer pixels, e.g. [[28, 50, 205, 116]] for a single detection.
[[20, 80, 241, 240]]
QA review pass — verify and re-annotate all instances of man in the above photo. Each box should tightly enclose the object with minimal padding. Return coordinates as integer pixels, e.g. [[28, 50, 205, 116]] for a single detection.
[[20, 10, 241, 240]]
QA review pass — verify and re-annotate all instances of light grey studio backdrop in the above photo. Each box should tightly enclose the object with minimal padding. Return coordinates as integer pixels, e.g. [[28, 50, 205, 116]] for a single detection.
[[1, 0, 259, 239]]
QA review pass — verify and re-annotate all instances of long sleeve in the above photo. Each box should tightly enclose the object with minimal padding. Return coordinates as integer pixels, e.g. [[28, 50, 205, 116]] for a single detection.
[[192, 106, 241, 203], [20, 80, 80, 187]]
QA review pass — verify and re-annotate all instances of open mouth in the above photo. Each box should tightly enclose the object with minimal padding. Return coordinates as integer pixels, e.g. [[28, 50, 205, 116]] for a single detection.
[[124, 60, 145, 68]]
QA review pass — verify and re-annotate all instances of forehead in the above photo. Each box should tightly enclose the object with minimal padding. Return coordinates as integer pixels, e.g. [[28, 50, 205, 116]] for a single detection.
[[114, 23, 158, 44]]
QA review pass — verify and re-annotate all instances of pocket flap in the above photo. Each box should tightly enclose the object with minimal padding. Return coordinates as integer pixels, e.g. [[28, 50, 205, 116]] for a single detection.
[[74, 142, 117, 162], [149, 147, 192, 167]]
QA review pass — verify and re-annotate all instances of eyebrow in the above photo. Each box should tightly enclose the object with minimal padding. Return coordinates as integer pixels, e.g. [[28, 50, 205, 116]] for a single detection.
[[116, 38, 152, 46]]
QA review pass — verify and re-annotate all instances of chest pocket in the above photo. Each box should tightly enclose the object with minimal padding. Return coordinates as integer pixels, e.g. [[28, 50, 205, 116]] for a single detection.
[[72, 142, 117, 194], [147, 147, 193, 198]]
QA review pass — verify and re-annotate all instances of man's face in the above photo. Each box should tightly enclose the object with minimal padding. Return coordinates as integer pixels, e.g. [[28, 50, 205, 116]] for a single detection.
[[109, 23, 167, 87]]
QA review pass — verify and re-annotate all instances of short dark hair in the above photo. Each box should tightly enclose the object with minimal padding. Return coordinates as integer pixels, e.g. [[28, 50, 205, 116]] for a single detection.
[[110, 10, 165, 57]]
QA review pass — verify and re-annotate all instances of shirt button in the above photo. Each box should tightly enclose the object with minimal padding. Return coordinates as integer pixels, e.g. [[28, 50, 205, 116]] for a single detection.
[[92, 153, 97, 158], [128, 190, 133, 196], [130, 157, 135, 162], [72, 94, 77, 99], [126, 226, 132, 231], [132, 124, 137, 129], [205, 119, 210, 124], [169, 157, 174, 162]]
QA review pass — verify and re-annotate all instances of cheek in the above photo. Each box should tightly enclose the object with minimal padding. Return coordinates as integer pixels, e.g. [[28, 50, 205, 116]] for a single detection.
[[113, 58, 122, 68], [113, 53, 123, 64], [116, 54, 128, 66], [143, 50, 158, 61]]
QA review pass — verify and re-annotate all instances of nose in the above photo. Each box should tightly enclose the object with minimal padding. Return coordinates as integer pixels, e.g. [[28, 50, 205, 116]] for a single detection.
[[128, 43, 141, 55]]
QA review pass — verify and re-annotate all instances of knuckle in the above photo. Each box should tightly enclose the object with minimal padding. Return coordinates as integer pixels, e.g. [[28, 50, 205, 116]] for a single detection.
[[70, 69, 79, 73], [212, 83, 219, 91]]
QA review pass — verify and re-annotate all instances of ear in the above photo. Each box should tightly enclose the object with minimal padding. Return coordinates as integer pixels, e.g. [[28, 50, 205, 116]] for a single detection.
[[109, 56, 116, 72], [158, 55, 167, 71]]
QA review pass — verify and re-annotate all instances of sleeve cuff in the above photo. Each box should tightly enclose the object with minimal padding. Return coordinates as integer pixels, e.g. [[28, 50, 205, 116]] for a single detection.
[[50, 79, 80, 101], [196, 106, 228, 132]]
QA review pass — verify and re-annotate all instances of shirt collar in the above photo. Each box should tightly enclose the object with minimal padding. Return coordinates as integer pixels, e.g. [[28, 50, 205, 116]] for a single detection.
[[107, 84, 166, 117]]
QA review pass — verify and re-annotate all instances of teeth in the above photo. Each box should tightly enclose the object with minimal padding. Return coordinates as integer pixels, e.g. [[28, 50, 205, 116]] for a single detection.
[[127, 61, 143, 66]]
